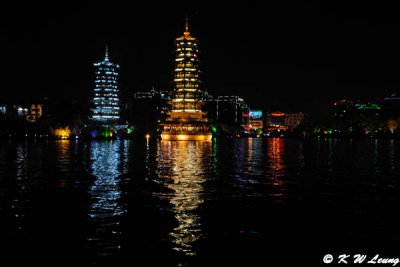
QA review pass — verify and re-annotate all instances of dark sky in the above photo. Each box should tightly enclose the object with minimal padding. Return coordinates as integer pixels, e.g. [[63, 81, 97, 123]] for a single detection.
[[2, 1, 400, 112]]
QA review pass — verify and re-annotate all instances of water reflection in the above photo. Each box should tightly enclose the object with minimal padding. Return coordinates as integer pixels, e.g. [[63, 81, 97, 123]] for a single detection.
[[156, 141, 210, 256], [14, 144, 29, 230], [388, 139, 395, 172], [87, 140, 128, 258], [55, 140, 71, 187], [12, 143, 42, 231], [267, 138, 285, 181], [266, 138, 285, 197], [246, 138, 264, 176]]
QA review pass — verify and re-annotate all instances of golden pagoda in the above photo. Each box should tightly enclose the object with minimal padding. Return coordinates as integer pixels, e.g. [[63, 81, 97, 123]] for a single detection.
[[161, 17, 212, 141]]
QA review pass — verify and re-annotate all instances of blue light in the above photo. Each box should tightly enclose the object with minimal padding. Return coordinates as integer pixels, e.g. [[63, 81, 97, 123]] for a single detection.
[[250, 110, 263, 119], [91, 130, 98, 138]]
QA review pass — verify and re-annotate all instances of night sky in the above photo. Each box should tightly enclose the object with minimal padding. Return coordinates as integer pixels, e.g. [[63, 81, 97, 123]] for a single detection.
[[2, 1, 400, 113]]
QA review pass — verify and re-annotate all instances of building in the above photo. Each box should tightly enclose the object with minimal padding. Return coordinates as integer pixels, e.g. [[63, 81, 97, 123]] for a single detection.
[[16, 106, 29, 117], [91, 46, 120, 123], [248, 110, 264, 132], [0, 105, 6, 115], [26, 104, 43, 123], [381, 94, 400, 117], [284, 112, 305, 130], [267, 111, 286, 131], [134, 87, 157, 99], [354, 101, 381, 116], [211, 95, 249, 126], [333, 99, 354, 118], [131, 87, 170, 134], [161, 18, 211, 141]]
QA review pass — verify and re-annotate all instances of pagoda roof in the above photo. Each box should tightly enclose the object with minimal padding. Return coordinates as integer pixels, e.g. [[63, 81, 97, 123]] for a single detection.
[[176, 16, 196, 41]]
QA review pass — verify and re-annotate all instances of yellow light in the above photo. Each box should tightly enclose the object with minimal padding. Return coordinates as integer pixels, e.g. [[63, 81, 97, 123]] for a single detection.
[[146, 134, 150, 139], [178, 134, 187, 140], [54, 127, 71, 139], [161, 133, 212, 141]]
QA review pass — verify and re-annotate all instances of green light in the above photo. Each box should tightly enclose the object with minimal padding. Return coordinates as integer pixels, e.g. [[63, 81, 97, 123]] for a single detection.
[[211, 126, 217, 133], [127, 126, 134, 134], [357, 104, 381, 110], [102, 128, 110, 138], [327, 129, 333, 134]]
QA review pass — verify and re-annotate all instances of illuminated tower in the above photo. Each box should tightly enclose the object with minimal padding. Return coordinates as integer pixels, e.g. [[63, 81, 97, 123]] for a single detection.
[[161, 17, 212, 141], [91, 46, 120, 123]]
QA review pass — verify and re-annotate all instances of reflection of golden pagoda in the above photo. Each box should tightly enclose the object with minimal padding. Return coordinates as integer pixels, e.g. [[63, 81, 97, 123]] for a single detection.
[[161, 17, 212, 141]]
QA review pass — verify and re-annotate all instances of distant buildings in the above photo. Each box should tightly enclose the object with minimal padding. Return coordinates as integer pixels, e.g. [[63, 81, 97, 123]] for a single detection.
[[333, 99, 354, 118], [131, 87, 170, 134], [0, 104, 42, 122], [16, 22, 400, 139], [208, 95, 249, 127], [267, 112, 286, 131], [285, 113, 306, 130], [326, 95, 400, 137], [248, 110, 264, 132], [381, 94, 400, 117], [265, 111, 306, 132], [26, 104, 43, 123], [91, 46, 120, 123]]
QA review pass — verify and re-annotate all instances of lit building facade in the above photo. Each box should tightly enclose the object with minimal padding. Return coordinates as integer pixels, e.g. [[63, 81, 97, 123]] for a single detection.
[[26, 104, 43, 123], [0, 105, 6, 115], [91, 46, 120, 123], [284, 112, 305, 130], [249, 110, 264, 131], [267, 111, 287, 131], [333, 99, 354, 118], [214, 96, 250, 127], [161, 18, 211, 141]]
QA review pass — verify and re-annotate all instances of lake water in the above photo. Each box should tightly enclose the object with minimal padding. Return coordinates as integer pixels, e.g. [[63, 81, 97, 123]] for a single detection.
[[0, 138, 399, 266]]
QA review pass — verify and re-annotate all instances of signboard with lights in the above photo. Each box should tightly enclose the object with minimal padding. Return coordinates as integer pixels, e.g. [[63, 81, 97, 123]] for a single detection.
[[250, 110, 263, 119]]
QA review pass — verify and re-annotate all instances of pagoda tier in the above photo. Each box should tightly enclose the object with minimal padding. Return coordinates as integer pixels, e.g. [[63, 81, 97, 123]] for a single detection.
[[161, 18, 212, 141]]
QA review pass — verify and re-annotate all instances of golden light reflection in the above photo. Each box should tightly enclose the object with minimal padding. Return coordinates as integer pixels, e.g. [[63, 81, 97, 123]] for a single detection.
[[267, 138, 285, 187], [157, 141, 210, 256], [55, 140, 70, 184]]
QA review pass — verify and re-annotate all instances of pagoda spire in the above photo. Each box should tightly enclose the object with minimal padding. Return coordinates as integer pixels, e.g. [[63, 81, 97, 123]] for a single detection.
[[178, 15, 195, 40], [104, 44, 109, 61]]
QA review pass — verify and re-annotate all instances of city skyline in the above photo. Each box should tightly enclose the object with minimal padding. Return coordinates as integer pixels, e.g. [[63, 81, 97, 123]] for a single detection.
[[2, 1, 400, 114]]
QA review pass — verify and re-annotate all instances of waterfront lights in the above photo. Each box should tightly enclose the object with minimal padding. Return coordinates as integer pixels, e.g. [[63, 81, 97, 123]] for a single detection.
[[91, 130, 98, 138], [161, 133, 212, 141], [54, 127, 71, 139], [102, 128, 113, 138]]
